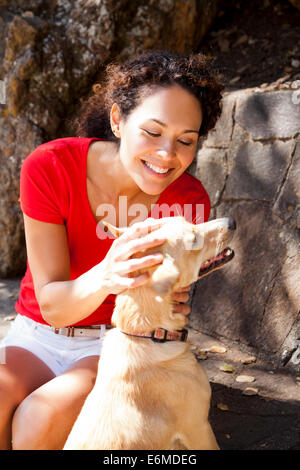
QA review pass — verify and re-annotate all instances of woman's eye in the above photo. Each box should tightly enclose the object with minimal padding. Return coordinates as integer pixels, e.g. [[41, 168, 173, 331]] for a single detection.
[[143, 129, 161, 137], [178, 140, 192, 146], [142, 129, 192, 146]]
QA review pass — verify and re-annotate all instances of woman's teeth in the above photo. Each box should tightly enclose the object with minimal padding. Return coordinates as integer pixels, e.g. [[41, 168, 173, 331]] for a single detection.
[[144, 161, 170, 174]]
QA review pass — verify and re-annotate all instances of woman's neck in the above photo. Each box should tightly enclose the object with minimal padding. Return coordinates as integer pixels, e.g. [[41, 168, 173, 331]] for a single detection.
[[88, 140, 142, 203]]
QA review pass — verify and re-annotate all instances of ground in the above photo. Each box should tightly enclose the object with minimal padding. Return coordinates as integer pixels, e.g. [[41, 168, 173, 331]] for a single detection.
[[199, 0, 300, 91], [1, 279, 300, 450], [1, 0, 300, 452]]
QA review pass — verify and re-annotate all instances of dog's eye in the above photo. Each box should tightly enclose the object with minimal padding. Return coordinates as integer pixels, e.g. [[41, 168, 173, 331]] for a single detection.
[[184, 233, 204, 250]]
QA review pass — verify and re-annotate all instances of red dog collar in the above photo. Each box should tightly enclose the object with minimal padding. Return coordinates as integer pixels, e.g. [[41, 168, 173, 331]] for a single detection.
[[120, 328, 188, 343]]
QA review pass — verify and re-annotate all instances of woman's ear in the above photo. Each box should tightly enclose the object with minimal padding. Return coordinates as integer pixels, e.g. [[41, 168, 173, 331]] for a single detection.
[[110, 103, 121, 138]]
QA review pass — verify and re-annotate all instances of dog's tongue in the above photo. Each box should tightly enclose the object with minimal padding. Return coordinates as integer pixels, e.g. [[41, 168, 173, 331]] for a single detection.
[[200, 250, 227, 268], [199, 248, 234, 274]]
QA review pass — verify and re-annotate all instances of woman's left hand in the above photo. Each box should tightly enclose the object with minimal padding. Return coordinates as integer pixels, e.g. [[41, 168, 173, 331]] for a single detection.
[[171, 285, 192, 324]]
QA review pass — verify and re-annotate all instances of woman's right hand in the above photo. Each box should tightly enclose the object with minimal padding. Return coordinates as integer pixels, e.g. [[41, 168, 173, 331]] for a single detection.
[[100, 218, 167, 295]]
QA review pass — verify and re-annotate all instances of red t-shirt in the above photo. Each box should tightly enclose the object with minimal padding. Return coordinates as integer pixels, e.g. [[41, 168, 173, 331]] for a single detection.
[[15, 137, 211, 326]]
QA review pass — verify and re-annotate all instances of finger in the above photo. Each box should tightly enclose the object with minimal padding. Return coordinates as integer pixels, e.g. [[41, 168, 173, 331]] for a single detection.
[[116, 253, 164, 275], [171, 303, 191, 316], [116, 234, 167, 261], [101, 271, 150, 294], [113, 271, 150, 291], [171, 291, 190, 303], [174, 285, 192, 293], [125, 272, 151, 288], [120, 218, 165, 242]]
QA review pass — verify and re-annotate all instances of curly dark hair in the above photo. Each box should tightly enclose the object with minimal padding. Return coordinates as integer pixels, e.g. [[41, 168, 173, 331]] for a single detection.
[[70, 50, 224, 143]]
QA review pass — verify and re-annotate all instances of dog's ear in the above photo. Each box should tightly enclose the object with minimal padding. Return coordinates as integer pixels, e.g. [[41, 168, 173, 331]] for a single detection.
[[149, 253, 179, 297], [102, 220, 127, 238]]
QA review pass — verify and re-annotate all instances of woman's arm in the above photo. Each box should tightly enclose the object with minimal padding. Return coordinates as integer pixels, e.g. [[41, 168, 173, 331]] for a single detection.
[[38, 261, 112, 328], [24, 214, 167, 328], [23, 213, 109, 327]]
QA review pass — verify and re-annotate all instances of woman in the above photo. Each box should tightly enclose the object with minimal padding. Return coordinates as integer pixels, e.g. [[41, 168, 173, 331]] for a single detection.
[[0, 50, 223, 449]]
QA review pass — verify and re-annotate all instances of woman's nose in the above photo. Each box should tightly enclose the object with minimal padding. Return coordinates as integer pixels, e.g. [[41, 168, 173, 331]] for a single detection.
[[156, 145, 176, 160]]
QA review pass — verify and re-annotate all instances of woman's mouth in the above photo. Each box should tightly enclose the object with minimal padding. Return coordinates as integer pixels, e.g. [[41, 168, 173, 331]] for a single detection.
[[142, 160, 174, 178]]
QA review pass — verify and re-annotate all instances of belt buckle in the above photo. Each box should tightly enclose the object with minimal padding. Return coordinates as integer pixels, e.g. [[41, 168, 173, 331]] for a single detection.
[[67, 327, 75, 337]]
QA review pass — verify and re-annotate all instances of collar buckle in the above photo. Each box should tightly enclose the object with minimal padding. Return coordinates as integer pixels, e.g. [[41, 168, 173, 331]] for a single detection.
[[151, 328, 188, 343], [151, 328, 168, 343]]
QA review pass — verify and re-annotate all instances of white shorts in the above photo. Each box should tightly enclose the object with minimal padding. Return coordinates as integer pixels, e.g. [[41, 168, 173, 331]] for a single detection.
[[0, 314, 106, 376]]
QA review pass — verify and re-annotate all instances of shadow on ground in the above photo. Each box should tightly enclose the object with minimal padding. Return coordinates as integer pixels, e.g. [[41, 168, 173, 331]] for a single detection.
[[210, 382, 300, 450]]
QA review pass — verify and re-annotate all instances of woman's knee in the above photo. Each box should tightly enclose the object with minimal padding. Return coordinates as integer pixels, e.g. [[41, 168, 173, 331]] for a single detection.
[[0, 369, 29, 423], [0, 371, 32, 450], [12, 356, 99, 450], [12, 391, 55, 450]]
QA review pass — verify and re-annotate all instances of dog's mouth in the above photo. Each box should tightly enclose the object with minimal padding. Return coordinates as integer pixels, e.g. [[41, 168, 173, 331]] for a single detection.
[[198, 248, 234, 279]]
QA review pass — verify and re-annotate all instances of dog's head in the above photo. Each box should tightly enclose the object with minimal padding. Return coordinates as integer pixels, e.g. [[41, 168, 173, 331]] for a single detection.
[[103, 216, 236, 297]]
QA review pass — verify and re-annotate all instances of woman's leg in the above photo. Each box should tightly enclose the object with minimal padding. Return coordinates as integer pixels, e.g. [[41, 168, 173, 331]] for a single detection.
[[12, 355, 99, 450], [0, 346, 55, 450]]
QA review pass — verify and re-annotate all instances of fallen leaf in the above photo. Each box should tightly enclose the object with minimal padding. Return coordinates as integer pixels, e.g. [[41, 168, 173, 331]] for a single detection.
[[233, 34, 248, 47], [220, 365, 233, 373], [229, 76, 241, 85], [292, 59, 300, 68], [242, 387, 259, 396], [242, 356, 257, 364], [237, 64, 250, 74], [209, 345, 227, 354], [236, 375, 255, 383], [217, 403, 229, 411], [248, 38, 257, 45]]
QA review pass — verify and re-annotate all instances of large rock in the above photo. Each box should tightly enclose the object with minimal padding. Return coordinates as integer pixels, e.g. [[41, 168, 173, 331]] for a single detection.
[[0, 0, 222, 277], [191, 82, 300, 371]]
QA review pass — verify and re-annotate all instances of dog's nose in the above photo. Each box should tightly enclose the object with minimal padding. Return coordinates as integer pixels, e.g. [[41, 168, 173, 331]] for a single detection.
[[227, 216, 236, 232]]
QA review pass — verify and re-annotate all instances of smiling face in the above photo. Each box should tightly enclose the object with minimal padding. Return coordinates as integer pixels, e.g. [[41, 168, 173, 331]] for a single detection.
[[111, 84, 203, 196]]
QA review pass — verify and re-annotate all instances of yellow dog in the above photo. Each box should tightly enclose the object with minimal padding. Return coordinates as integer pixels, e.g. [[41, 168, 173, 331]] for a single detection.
[[64, 216, 236, 450]]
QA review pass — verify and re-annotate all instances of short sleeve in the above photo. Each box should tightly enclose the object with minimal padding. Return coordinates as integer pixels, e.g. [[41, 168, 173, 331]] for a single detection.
[[19, 149, 65, 224]]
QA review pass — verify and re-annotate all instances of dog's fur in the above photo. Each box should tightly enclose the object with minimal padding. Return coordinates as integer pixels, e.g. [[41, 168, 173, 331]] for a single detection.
[[64, 216, 235, 450]]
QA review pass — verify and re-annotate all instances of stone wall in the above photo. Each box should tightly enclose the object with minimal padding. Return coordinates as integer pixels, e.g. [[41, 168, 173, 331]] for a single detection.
[[190, 80, 300, 370], [1, 1, 299, 369], [0, 0, 221, 277]]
